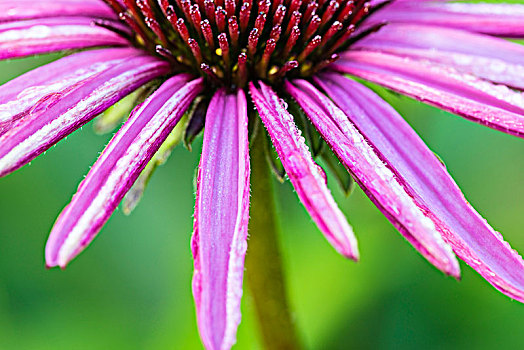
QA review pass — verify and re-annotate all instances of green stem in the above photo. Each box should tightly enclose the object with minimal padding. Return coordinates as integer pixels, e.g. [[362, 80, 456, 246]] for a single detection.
[[246, 130, 303, 350]]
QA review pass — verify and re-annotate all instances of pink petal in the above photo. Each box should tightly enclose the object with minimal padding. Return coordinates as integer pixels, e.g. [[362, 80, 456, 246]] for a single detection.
[[315, 72, 524, 302], [286, 80, 460, 277], [0, 53, 171, 177], [0, 0, 116, 22], [354, 23, 524, 90], [45, 75, 202, 267], [334, 50, 524, 138], [0, 17, 129, 60], [249, 81, 359, 260], [192, 89, 250, 350], [368, 1, 524, 37], [0, 47, 141, 134]]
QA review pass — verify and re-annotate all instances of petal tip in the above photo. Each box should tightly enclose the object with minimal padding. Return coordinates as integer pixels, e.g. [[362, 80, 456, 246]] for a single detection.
[[447, 262, 461, 280], [340, 243, 360, 262]]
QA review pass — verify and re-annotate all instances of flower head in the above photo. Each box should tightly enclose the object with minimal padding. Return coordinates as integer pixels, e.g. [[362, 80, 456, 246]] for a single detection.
[[1, 0, 524, 349]]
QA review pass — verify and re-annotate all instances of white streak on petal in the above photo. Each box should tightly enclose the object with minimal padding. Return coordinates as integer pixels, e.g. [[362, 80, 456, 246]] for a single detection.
[[0, 62, 160, 173]]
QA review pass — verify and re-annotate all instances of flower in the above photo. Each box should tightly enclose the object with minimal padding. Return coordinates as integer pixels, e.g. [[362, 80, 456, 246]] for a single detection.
[[1, 0, 524, 348]]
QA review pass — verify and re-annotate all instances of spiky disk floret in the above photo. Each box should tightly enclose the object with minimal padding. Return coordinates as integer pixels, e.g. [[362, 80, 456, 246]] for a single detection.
[[102, 0, 379, 88]]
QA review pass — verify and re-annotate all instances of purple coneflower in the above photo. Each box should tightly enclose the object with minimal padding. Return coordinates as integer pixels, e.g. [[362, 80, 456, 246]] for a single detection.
[[1, 0, 524, 348]]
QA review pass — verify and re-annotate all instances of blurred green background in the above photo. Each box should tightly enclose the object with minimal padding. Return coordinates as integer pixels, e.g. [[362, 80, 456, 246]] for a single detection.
[[1, 29, 524, 350]]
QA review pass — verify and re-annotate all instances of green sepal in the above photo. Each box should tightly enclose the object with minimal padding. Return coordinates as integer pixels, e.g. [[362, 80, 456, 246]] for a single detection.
[[264, 129, 286, 183], [122, 112, 190, 215], [93, 85, 155, 134], [320, 147, 356, 197], [286, 97, 325, 158]]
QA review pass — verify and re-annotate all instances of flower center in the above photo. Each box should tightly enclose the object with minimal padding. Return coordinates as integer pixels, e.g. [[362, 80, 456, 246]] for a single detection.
[[103, 0, 379, 88]]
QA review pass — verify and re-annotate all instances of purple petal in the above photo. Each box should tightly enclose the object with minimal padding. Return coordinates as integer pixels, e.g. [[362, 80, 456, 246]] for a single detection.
[[0, 53, 171, 177], [286, 80, 460, 277], [192, 89, 250, 350], [45, 74, 202, 268], [334, 51, 524, 138], [249, 81, 359, 260], [354, 23, 524, 90], [368, 1, 524, 37], [0, 17, 129, 60], [0, 0, 116, 22], [0, 47, 141, 134], [315, 73, 524, 302]]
